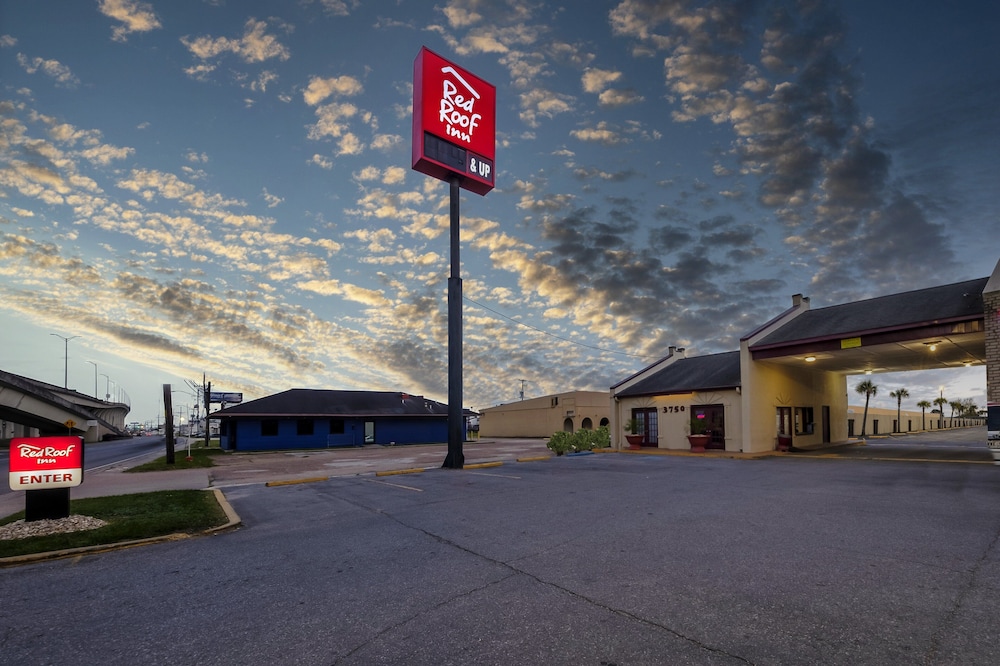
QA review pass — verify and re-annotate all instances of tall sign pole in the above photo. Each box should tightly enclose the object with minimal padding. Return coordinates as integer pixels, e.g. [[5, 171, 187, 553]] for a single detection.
[[446, 175, 463, 467], [412, 47, 496, 469]]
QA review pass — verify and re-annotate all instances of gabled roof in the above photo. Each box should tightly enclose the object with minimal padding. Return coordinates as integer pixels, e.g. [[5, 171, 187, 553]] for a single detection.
[[212, 389, 449, 418], [751, 277, 987, 348], [615, 351, 741, 398]]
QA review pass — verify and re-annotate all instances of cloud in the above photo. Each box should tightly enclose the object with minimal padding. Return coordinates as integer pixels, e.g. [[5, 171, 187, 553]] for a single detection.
[[182, 18, 291, 65], [581, 67, 621, 93], [303, 0, 352, 17], [16, 54, 79, 87], [519, 88, 574, 127], [98, 0, 161, 43], [303, 75, 364, 106], [570, 121, 627, 145]]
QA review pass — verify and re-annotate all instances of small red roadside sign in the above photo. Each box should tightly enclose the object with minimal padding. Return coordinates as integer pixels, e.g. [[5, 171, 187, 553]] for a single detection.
[[9, 436, 84, 491]]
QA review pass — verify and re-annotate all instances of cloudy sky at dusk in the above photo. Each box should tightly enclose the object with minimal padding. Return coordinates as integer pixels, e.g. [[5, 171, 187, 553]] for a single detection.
[[1, 0, 997, 426]]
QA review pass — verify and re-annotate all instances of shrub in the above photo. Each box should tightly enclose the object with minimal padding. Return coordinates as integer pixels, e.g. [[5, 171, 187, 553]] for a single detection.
[[547, 431, 574, 455], [546, 426, 610, 455]]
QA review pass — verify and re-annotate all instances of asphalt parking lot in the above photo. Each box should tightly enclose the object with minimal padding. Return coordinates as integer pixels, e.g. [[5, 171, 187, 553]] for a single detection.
[[2, 429, 998, 665]]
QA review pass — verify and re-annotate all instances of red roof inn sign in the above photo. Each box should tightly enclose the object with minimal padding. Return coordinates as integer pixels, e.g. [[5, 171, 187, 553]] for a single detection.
[[9, 436, 84, 491], [412, 47, 496, 195]]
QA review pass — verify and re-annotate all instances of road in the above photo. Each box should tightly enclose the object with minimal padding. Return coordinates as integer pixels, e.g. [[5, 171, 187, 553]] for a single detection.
[[2, 441, 999, 665]]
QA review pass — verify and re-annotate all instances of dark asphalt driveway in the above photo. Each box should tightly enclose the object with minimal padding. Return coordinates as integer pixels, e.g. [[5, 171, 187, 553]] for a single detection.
[[793, 427, 993, 463], [3, 441, 999, 665]]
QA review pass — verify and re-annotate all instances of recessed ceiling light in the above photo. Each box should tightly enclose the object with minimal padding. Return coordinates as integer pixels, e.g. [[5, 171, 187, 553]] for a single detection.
[[865, 370, 872, 375], [805, 356, 816, 362]]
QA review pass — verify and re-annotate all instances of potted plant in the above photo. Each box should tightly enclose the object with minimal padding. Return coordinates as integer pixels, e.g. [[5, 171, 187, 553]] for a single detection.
[[624, 418, 644, 449], [686, 417, 710, 452], [776, 433, 792, 451]]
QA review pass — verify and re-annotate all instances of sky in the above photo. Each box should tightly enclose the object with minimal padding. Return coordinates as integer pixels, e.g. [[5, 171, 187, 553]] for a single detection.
[[1, 0, 997, 426]]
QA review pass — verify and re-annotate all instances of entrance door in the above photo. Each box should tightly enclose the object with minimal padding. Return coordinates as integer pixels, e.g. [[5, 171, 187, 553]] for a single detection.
[[632, 408, 658, 446], [777, 406, 792, 448], [693, 404, 725, 450]]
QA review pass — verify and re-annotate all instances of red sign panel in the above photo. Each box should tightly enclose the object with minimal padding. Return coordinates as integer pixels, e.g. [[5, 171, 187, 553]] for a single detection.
[[9, 436, 84, 490], [412, 47, 496, 195]]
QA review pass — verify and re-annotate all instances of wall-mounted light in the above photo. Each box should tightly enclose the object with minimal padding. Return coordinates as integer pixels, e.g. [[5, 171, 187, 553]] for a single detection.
[[805, 356, 816, 363], [865, 370, 872, 375]]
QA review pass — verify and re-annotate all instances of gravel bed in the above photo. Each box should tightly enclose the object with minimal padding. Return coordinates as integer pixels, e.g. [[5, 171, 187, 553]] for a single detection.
[[0, 515, 108, 541]]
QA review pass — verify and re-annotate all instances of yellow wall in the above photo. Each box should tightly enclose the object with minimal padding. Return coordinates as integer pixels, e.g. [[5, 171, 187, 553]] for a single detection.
[[614, 390, 744, 452], [479, 391, 610, 438], [846, 405, 980, 433], [740, 356, 848, 452]]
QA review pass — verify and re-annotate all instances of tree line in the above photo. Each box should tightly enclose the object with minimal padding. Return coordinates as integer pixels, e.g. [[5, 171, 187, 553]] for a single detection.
[[854, 380, 982, 438]]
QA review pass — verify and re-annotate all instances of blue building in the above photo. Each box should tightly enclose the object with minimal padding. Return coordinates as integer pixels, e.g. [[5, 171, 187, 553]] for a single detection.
[[212, 389, 451, 451]]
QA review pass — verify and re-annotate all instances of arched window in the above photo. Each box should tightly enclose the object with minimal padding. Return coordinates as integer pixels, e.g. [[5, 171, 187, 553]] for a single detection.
[[563, 418, 574, 433], [600, 418, 609, 427], [581, 418, 593, 430]]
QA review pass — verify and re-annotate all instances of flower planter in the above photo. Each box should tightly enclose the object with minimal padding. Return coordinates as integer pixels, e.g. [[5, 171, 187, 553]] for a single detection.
[[686, 434, 710, 452], [625, 434, 644, 450]]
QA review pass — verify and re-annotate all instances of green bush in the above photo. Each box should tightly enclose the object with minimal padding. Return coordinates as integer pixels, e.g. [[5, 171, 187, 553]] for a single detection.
[[546, 426, 610, 455], [547, 431, 574, 455]]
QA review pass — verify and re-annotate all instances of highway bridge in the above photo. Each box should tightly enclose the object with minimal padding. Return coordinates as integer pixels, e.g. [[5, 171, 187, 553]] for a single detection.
[[0, 370, 130, 444]]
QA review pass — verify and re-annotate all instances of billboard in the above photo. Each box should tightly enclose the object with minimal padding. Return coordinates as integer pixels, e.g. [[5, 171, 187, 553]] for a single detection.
[[210, 392, 243, 404], [412, 47, 496, 195], [9, 436, 84, 491]]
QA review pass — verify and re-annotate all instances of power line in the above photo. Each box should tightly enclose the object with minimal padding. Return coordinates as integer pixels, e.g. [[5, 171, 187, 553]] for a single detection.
[[462, 296, 660, 360]]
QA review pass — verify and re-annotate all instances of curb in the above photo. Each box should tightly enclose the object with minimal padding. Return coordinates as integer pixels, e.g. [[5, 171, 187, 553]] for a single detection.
[[0, 488, 242, 568], [265, 476, 329, 487]]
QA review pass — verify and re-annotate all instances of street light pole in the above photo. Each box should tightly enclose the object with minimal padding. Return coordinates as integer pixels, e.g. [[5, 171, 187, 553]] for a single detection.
[[86, 361, 98, 398], [101, 374, 111, 401], [50, 333, 80, 389]]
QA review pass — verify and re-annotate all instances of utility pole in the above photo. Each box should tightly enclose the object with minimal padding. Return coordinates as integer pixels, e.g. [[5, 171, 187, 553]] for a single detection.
[[162, 384, 175, 464], [519, 379, 527, 401], [50, 333, 80, 389]]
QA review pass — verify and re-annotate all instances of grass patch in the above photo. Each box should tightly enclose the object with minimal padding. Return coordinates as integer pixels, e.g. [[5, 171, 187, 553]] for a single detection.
[[127, 446, 223, 472], [0, 490, 229, 559]]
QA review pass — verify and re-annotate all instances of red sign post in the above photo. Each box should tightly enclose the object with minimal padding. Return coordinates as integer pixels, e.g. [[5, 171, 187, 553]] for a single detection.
[[412, 47, 496, 195], [412, 47, 496, 469], [9, 435, 84, 521]]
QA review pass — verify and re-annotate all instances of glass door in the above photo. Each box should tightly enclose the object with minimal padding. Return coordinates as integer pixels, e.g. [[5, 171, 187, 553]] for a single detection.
[[632, 408, 658, 446], [692, 404, 725, 449]]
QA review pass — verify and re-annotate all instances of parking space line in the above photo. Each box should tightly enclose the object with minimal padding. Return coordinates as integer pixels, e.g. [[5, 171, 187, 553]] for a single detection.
[[365, 478, 424, 492], [467, 472, 521, 479]]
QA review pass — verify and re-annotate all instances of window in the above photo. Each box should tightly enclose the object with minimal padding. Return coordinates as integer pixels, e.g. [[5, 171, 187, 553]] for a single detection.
[[297, 419, 314, 436], [261, 420, 279, 437], [794, 407, 814, 435], [330, 419, 345, 434]]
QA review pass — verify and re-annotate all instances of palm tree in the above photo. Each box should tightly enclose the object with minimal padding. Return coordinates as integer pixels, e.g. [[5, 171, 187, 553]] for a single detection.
[[916, 400, 931, 431], [855, 380, 877, 438], [933, 395, 948, 429], [949, 400, 962, 420], [889, 388, 909, 433]]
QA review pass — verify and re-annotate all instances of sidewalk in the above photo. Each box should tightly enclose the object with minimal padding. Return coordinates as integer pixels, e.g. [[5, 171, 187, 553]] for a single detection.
[[0, 468, 212, 520], [0, 439, 553, 519]]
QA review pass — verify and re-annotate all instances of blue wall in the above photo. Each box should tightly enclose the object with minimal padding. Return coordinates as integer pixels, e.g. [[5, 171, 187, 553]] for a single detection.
[[220, 417, 449, 451]]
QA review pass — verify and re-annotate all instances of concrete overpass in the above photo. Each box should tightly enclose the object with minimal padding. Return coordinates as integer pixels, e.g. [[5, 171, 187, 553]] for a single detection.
[[0, 370, 130, 443]]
